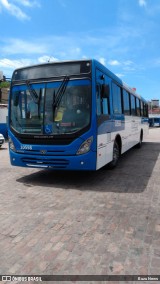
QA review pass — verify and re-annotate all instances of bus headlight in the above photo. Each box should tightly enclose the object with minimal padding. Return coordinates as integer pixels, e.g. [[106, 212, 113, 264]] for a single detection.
[[76, 136, 93, 155], [9, 137, 16, 152]]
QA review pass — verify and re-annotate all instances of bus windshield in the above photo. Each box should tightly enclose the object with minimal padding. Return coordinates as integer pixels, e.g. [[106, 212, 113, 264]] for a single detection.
[[10, 79, 91, 135]]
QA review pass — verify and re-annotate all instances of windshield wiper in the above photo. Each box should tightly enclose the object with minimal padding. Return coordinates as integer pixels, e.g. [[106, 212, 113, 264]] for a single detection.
[[53, 76, 69, 110], [26, 80, 39, 104], [26, 80, 42, 118]]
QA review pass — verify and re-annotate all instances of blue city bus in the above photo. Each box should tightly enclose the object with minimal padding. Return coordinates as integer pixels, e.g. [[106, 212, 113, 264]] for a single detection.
[[149, 116, 160, 127], [8, 59, 148, 170]]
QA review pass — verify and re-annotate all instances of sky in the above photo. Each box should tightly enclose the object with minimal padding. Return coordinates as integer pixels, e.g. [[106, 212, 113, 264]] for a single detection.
[[0, 0, 160, 101]]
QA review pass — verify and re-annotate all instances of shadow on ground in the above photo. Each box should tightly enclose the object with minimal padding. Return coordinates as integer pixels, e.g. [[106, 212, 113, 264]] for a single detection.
[[17, 142, 160, 193]]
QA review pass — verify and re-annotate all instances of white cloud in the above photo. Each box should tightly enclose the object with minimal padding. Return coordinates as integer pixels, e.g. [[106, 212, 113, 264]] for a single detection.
[[0, 37, 82, 59], [116, 73, 125, 78], [0, 56, 58, 78], [0, 29, 145, 76], [13, 0, 40, 7], [138, 0, 147, 7], [38, 55, 59, 63], [0, 0, 29, 20], [68, 47, 81, 58], [123, 66, 136, 71], [0, 58, 34, 69], [122, 60, 136, 71], [0, 23, 146, 60], [123, 60, 134, 66], [1, 38, 47, 55], [0, 0, 40, 20], [0, 56, 60, 77], [0, 58, 18, 69], [0, 56, 59, 70], [99, 57, 106, 66], [108, 60, 121, 66]]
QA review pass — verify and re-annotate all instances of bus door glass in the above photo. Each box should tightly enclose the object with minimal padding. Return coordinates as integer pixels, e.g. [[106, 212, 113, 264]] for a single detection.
[[96, 69, 111, 168], [96, 70, 110, 118]]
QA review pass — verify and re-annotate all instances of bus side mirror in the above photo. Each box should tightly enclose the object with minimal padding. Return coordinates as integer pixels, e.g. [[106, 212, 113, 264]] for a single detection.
[[101, 84, 110, 98]]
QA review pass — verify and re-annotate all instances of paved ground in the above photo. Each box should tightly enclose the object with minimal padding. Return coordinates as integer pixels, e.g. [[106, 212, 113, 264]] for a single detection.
[[0, 128, 160, 283]]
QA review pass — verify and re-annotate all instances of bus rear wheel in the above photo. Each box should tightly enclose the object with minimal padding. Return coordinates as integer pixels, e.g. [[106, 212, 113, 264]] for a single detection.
[[136, 131, 143, 148], [108, 140, 120, 169]]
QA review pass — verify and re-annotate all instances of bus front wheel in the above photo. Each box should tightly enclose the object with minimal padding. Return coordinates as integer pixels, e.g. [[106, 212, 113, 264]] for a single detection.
[[108, 140, 120, 169]]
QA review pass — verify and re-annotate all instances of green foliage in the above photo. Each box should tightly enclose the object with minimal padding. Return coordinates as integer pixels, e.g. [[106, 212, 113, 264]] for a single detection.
[[0, 81, 10, 88]]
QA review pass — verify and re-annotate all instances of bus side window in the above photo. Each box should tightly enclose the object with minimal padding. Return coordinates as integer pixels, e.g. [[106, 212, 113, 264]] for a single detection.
[[96, 84, 110, 115], [112, 82, 122, 114], [102, 98, 109, 115], [140, 101, 143, 116], [131, 94, 136, 116], [123, 89, 130, 115], [143, 103, 148, 117], [136, 98, 141, 116], [96, 84, 101, 115]]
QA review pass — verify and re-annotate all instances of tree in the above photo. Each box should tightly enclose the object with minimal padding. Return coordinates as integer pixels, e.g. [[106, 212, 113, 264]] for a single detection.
[[0, 81, 10, 88]]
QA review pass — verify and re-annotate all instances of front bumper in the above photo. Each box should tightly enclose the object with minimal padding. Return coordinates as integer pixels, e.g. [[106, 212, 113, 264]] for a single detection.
[[9, 150, 96, 171]]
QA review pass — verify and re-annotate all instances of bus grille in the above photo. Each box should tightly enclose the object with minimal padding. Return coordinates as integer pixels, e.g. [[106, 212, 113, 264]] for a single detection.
[[21, 157, 70, 168], [18, 137, 74, 145]]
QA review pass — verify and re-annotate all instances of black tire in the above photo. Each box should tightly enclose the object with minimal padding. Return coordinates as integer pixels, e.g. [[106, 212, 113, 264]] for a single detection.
[[136, 131, 143, 148], [108, 140, 120, 169]]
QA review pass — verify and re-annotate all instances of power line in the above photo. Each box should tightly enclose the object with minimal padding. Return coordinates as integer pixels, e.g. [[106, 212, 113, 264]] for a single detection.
[[0, 59, 23, 68], [0, 61, 14, 67]]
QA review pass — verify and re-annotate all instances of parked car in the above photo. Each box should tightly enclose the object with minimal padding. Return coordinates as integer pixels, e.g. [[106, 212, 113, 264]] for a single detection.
[[0, 133, 5, 147]]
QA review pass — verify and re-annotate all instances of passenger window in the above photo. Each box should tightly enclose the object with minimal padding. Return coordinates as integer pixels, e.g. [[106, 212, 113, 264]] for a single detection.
[[112, 82, 122, 114], [102, 98, 109, 115], [141, 101, 143, 116], [123, 90, 130, 115], [136, 98, 141, 116], [131, 94, 136, 116], [96, 84, 110, 116], [143, 103, 148, 117], [96, 84, 102, 115]]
